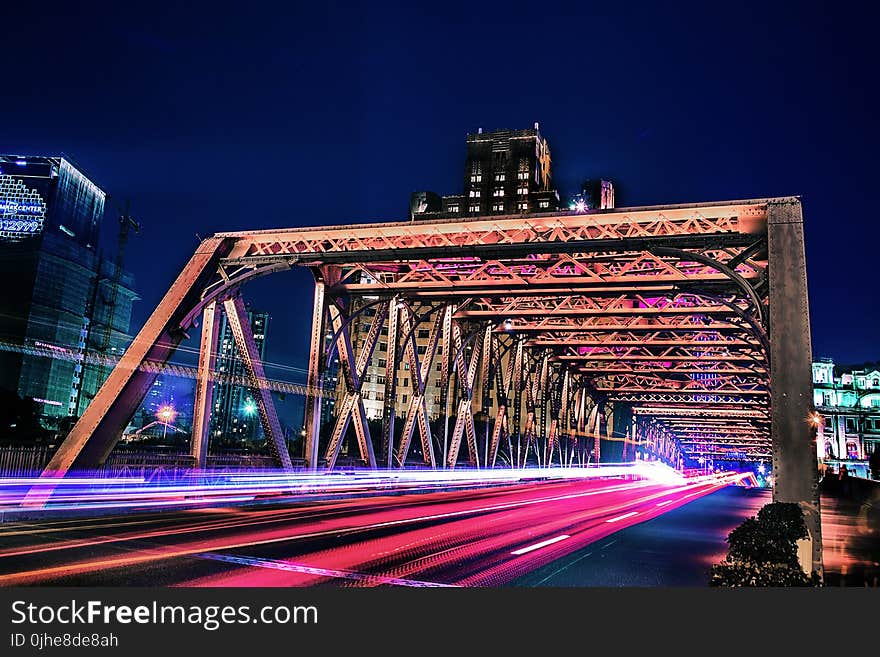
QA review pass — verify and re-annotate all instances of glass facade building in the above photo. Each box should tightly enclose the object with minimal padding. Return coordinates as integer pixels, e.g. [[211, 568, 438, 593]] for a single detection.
[[0, 155, 137, 427]]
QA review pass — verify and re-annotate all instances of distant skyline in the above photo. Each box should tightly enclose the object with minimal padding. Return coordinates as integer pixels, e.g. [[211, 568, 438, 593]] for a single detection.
[[3, 1, 877, 427]]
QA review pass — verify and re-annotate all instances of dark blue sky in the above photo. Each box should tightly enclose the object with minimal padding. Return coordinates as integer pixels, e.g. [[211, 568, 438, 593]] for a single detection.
[[3, 1, 877, 424]]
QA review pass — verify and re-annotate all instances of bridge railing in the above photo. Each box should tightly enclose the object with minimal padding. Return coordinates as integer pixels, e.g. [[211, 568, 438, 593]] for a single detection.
[[0, 444, 279, 477]]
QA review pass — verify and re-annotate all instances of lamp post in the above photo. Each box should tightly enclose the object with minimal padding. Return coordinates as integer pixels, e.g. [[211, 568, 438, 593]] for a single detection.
[[157, 405, 175, 440]]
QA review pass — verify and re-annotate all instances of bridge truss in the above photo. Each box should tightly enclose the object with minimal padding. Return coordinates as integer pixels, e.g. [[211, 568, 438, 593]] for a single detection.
[[39, 196, 822, 570]]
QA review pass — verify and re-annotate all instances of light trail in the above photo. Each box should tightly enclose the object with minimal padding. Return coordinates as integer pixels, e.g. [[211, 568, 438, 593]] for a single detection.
[[1, 462, 692, 516], [0, 471, 751, 586], [199, 553, 455, 587]]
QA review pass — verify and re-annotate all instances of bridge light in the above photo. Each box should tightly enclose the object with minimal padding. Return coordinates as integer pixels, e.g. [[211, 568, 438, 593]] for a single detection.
[[243, 399, 257, 416], [810, 413, 822, 427], [757, 463, 766, 475], [504, 319, 513, 332]]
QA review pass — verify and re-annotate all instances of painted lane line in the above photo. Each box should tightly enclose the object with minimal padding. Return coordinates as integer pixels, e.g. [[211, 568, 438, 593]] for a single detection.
[[198, 552, 456, 587], [656, 500, 673, 507], [605, 511, 639, 523], [511, 534, 571, 556]]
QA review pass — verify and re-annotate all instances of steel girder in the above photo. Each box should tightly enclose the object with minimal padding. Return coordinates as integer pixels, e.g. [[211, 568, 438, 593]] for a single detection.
[[39, 197, 820, 573]]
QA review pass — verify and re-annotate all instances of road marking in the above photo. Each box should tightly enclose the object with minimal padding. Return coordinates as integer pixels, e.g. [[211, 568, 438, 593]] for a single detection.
[[534, 550, 593, 585], [199, 552, 456, 587], [656, 500, 673, 507], [511, 534, 570, 555], [605, 511, 639, 523]]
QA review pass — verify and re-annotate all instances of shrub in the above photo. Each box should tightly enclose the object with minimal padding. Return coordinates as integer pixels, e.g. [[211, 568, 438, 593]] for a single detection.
[[710, 560, 817, 587], [709, 501, 818, 587]]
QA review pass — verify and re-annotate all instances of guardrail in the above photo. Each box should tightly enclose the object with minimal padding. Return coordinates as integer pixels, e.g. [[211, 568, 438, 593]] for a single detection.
[[0, 444, 278, 477]]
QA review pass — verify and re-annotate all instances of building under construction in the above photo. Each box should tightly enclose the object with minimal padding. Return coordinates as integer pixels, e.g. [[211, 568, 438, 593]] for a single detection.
[[0, 155, 138, 427]]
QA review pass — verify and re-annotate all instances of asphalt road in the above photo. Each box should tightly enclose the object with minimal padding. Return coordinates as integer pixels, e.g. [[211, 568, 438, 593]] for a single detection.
[[514, 486, 770, 586], [0, 474, 752, 587]]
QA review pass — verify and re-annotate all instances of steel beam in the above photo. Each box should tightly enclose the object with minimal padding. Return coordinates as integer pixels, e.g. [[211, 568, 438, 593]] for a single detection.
[[37, 236, 234, 479], [381, 297, 401, 467], [767, 198, 822, 576], [191, 300, 221, 468], [222, 295, 292, 469], [324, 301, 381, 469], [303, 277, 327, 470]]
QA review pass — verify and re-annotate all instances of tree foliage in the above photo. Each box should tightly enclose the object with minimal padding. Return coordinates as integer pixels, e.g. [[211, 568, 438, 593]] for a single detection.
[[0, 389, 48, 444], [710, 501, 818, 587], [709, 560, 817, 587]]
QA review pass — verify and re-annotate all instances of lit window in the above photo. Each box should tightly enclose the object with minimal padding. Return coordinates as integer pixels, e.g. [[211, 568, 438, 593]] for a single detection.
[[494, 173, 505, 182], [539, 200, 550, 208], [469, 204, 480, 212], [493, 188, 504, 197], [448, 205, 459, 213], [517, 202, 528, 211], [470, 174, 482, 183], [492, 203, 504, 212], [517, 186, 527, 195], [469, 189, 481, 198], [517, 171, 528, 180]]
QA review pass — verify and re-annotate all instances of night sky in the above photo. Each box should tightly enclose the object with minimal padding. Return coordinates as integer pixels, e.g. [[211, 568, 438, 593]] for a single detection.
[[3, 1, 877, 426]]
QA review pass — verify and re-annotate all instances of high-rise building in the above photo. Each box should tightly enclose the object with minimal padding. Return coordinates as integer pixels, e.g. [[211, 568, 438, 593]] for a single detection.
[[410, 123, 561, 220], [210, 307, 270, 445], [331, 127, 617, 454], [335, 126, 563, 428], [0, 155, 137, 427]]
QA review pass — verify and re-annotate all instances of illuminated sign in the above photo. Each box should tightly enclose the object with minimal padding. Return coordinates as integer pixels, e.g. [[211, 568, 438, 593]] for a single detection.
[[0, 200, 44, 214], [0, 175, 47, 240]]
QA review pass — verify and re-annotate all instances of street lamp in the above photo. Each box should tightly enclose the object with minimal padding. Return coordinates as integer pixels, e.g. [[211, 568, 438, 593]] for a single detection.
[[157, 405, 176, 440]]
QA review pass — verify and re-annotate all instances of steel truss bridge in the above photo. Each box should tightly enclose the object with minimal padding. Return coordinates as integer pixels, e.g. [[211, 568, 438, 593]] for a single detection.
[[36, 196, 822, 569]]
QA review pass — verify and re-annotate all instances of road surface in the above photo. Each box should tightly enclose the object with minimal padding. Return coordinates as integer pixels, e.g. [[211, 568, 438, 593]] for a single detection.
[[0, 474, 749, 587], [514, 487, 770, 586]]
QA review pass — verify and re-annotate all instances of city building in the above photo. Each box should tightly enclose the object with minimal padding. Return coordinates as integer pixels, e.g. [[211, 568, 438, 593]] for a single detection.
[[410, 124, 561, 220], [210, 307, 270, 446], [0, 155, 137, 427], [812, 358, 880, 463], [335, 125, 614, 431], [568, 178, 615, 212]]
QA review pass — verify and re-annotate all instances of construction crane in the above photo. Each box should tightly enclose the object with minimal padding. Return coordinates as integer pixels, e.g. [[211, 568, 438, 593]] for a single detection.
[[74, 203, 140, 416], [96, 204, 141, 366]]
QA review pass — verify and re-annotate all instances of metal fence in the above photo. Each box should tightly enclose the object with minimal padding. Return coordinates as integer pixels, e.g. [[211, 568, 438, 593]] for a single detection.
[[0, 444, 53, 477], [0, 444, 278, 477]]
